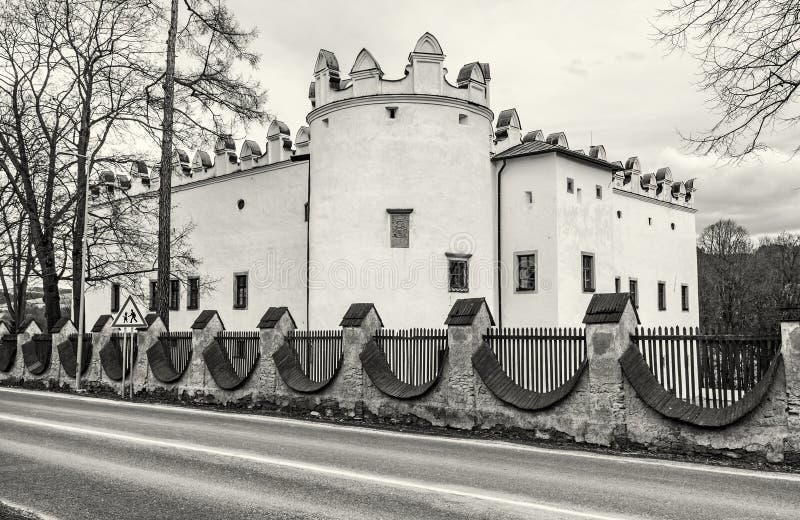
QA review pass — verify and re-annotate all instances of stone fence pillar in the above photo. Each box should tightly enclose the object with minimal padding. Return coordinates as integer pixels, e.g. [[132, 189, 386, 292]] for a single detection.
[[138, 314, 167, 393], [583, 293, 639, 446], [257, 307, 296, 402], [444, 298, 494, 429], [187, 310, 225, 398], [336, 303, 383, 414], [780, 284, 800, 460], [13, 319, 40, 382]]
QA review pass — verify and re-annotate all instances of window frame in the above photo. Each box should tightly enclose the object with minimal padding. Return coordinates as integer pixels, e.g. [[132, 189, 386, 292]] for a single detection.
[[567, 177, 574, 194], [187, 277, 200, 310], [233, 272, 248, 310], [614, 277, 621, 293], [581, 253, 595, 293], [446, 253, 470, 293], [629, 278, 639, 309], [657, 281, 667, 311], [169, 279, 180, 311], [595, 185, 602, 199], [515, 251, 537, 293], [149, 280, 157, 311], [681, 284, 690, 312], [111, 283, 120, 313]]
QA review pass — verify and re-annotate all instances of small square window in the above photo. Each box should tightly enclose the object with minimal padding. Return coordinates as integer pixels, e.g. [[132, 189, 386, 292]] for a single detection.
[[322, 118, 329, 127], [567, 178, 574, 193], [525, 191, 533, 205], [187, 277, 200, 310], [596, 185, 602, 199], [681, 284, 690, 311], [629, 279, 639, 309], [658, 281, 667, 311], [581, 254, 595, 292], [234, 273, 248, 309], [386, 107, 398, 119], [447, 256, 469, 293], [169, 279, 180, 311], [111, 283, 120, 313], [516, 253, 537, 292], [459, 114, 468, 125]]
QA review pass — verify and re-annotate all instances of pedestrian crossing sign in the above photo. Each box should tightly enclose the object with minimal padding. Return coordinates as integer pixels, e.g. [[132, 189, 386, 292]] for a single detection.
[[111, 295, 147, 328]]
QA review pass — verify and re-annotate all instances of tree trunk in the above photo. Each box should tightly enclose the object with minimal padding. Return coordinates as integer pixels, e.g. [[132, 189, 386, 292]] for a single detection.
[[157, 0, 179, 329]]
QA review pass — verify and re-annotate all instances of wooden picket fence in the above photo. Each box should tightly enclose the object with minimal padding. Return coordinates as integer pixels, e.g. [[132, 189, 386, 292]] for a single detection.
[[216, 331, 260, 379], [631, 326, 781, 408], [373, 328, 448, 385], [483, 327, 586, 392], [287, 330, 342, 383], [158, 331, 192, 374]]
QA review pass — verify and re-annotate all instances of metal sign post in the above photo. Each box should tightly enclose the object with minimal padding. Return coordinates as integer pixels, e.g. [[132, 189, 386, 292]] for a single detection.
[[112, 296, 147, 400]]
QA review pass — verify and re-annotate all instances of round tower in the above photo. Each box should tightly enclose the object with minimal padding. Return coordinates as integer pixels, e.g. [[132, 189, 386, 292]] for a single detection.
[[306, 33, 496, 328]]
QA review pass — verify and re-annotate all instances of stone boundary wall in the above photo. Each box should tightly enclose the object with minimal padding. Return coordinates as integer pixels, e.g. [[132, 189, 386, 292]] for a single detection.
[[0, 293, 798, 463]]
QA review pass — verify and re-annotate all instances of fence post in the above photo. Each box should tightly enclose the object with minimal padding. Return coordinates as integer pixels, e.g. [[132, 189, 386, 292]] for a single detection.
[[338, 303, 383, 415], [583, 293, 639, 447], [189, 310, 225, 398], [780, 283, 800, 460], [444, 298, 495, 429], [257, 307, 296, 400], [14, 319, 40, 382], [138, 313, 167, 393], [49, 318, 77, 387]]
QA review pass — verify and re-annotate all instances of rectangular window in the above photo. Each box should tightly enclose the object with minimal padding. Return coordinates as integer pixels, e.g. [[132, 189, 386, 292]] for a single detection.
[[169, 279, 180, 311], [567, 177, 574, 193], [386, 106, 398, 119], [187, 277, 200, 310], [387, 209, 412, 248], [525, 191, 533, 205], [681, 284, 690, 311], [629, 279, 638, 309], [149, 280, 157, 311], [614, 277, 621, 293], [581, 253, 595, 292], [596, 185, 602, 199], [516, 253, 536, 292], [111, 283, 120, 313], [658, 281, 667, 311], [459, 113, 468, 125], [304, 202, 309, 222], [234, 273, 248, 309], [447, 257, 469, 293]]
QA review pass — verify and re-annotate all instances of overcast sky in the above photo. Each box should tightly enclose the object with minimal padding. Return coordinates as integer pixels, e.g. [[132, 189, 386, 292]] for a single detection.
[[228, 0, 800, 238]]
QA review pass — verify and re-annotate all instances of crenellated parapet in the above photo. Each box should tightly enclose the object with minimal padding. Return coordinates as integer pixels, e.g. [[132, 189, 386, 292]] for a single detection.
[[307, 32, 491, 119]]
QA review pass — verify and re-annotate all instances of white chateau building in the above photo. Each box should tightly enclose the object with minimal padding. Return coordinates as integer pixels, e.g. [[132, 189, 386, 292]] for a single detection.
[[86, 33, 700, 330]]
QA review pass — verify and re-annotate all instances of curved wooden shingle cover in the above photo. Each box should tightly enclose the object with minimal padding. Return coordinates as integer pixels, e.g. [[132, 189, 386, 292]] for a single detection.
[[619, 343, 783, 427], [272, 341, 341, 393], [99, 337, 138, 381], [58, 335, 93, 378], [0, 335, 17, 372], [146, 340, 187, 383], [22, 335, 52, 375], [203, 340, 258, 391], [360, 340, 447, 399], [472, 341, 588, 410]]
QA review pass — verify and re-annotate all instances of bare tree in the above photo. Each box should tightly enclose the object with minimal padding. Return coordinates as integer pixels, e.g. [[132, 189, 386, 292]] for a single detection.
[[0, 172, 36, 331], [655, 0, 800, 159]]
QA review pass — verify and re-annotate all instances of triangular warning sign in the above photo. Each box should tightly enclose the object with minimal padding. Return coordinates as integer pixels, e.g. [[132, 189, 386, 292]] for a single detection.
[[111, 295, 148, 328]]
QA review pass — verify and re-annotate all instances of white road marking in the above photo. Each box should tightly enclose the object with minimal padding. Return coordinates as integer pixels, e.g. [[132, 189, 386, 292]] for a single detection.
[[0, 498, 60, 520], [0, 413, 625, 520], [1, 387, 798, 483]]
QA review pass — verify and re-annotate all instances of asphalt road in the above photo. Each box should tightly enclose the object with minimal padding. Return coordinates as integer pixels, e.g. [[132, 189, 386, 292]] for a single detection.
[[0, 389, 797, 520]]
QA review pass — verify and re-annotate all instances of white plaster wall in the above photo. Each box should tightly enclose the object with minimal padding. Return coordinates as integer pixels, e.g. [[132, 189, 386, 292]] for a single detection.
[[554, 157, 616, 325], [611, 189, 699, 327], [498, 154, 560, 326], [85, 160, 309, 331], [308, 99, 496, 328]]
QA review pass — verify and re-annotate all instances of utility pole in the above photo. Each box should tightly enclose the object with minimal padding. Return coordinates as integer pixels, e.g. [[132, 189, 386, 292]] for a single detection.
[[75, 153, 89, 391]]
